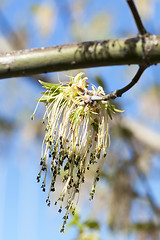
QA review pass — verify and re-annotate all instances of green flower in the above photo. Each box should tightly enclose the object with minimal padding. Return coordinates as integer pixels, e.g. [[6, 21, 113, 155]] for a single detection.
[[32, 72, 123, 232]]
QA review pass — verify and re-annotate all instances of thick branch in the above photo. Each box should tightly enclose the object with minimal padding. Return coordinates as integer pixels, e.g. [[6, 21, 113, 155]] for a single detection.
[[0, 35, 160, 79], [126, 0, 147, 35]]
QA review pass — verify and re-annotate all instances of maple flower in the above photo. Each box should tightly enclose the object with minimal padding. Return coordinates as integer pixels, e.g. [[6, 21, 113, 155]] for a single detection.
[[32, 72, 123, 232]]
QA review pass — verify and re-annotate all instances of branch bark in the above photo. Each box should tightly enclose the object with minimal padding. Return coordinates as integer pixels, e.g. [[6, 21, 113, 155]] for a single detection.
[[0, 34, 160, 79]]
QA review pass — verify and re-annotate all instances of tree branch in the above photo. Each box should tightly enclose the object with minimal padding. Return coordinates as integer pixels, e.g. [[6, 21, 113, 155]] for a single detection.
[[136, 167, 160, 217], [119, 117, 160, 152], [0, 35, 159, 79], [91, 66, 146, 101], [126, 0, 147, 35]]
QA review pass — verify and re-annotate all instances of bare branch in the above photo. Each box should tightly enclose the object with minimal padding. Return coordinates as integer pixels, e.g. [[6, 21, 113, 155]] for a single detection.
[[126, 0, 147, 35], [91, 66, 146, 101], [136, 168, 160, 217], [120, 117, 160, 152], [0, 35, 160, 80]]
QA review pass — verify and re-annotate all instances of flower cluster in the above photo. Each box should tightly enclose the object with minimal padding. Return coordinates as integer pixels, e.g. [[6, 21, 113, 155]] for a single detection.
[[32, 72, 123, 232]]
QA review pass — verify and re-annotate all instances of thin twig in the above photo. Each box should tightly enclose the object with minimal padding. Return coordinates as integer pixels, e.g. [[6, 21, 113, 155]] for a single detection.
[[126, 0, 147, 35], [91, 66, 146, 101]]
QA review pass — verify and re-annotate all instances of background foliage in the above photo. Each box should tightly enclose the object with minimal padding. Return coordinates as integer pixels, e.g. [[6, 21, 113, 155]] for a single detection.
[[0, 0, 160, 239]]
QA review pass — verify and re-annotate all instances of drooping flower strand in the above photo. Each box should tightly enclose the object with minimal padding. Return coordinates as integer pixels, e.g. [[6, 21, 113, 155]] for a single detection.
[[32, 72, 123, 232]]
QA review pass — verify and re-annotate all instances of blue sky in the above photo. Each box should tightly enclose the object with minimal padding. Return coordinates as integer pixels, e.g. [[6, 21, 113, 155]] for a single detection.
[[0, 0, 160, 240]]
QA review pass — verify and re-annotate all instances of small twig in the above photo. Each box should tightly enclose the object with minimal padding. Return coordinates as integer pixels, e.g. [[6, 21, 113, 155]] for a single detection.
[[91, 66, 146, 101], [126, 0, 147, 35]]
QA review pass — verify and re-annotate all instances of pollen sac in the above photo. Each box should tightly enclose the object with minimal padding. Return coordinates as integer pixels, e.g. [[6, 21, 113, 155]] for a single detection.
[[33, 72, 123, 232]]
